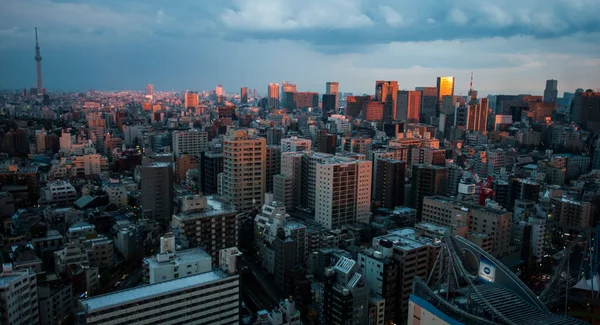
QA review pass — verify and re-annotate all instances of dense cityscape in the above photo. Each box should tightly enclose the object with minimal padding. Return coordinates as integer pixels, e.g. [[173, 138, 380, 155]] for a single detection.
[[1, 21, 600, 325]]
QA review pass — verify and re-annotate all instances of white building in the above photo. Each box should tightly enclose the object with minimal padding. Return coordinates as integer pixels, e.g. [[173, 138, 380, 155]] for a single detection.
[[172, 129, 208, 156], [60, 128, 73, 154], [78, 248, 242, 325], [0, 264, 39, 325], [39, 180, 78, 206], [143, 233, 212, 284], [315, 157, 372, 229], [281, 136, 312, 152], [103, 180, 128, 207]]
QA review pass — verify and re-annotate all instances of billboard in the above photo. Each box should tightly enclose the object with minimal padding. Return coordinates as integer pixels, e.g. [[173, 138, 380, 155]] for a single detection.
[[478, 257, 496, 283]]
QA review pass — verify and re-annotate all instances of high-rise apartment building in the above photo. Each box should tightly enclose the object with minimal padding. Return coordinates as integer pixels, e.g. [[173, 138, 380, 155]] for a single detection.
[[281, 136, 311, 152], [436, 76, 455, 111], [376, 81, 399, 122], [240, 86, 248, 104], [342, 137, 372, 155], [175, 154, 198, 182], [543, 79, 558, 103], [301, 152, 333, 211], [376, 159, 405, 209], [266, 145, 281, 193], [139, 162, 174, 223], [397, 90, 421, 123], [274, 152, 304, 210], [326, 81, 339, 110], [171, 195, 239, 262], [268, 83, 280, 108], [222, 129, 266, 212], [315, 157, 372, 229], [409, 147, 446, 170], [323, 257, 369, 325], [172, 129, 208, 156], [551, 197, 591, 235], [0, 265, 39, 325]]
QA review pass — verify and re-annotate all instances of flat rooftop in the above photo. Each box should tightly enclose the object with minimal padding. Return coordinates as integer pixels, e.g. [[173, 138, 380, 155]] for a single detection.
[[174, 195, 237, 220], [144, 248, 211, 269], [80, 270, 230, 312]]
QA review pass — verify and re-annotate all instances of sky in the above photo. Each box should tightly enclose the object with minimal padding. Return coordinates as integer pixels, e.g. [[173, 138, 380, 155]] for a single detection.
[[0, 0, 599, 96]]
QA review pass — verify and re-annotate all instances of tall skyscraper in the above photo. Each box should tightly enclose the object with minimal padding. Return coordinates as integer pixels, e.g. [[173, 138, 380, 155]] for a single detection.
[[572, 90, 600, 131], [436, 76, 455, 111], [416, 87, 438, 124], [376, 81, 399, 122], [268, 83, 280, 108], [326, 81, 339, 110], [240, 87, 248, 104], [397, 90, 422, 123], [34, 28, 43, 94], [222, 129, 266, 212], [139, 162, 174, 223], [543, 79, 558, 103], [145, 84, 154, 97], [346, 95, 371, 118]]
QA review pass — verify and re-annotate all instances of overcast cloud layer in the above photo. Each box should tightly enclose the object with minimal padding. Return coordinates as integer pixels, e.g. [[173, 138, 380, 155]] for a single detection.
[[0, 0, 599, 95]]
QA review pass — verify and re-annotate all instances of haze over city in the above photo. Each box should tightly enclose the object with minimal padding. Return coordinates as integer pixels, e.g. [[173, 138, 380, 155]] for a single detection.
[[1, 0, 599, 94]]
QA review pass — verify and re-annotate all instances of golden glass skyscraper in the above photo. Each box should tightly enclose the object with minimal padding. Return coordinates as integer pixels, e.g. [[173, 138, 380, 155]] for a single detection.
[[436, 76, 455, 104]]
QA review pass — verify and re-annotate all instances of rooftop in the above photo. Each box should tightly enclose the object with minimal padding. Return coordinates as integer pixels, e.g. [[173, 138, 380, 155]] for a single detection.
[[144, 248, 211, 269], [80, 270, 230, 312], [173, 195, 237, 220]]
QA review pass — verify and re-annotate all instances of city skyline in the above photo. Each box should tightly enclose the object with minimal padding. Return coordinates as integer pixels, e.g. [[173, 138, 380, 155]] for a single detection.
[[1, 0, 599, 95]]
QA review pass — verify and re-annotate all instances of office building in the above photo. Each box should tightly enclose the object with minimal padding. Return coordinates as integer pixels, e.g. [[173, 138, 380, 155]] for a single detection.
[[346, 95, 371, 118], [376, 81, 399, 122], [397, 90, 421, 123], [103, 180, 128, 207], [266, 128, 283, 146], [322, 94, 336, 115], [376, 159, 405, 209], [551, 197, 591, 235], [139, 162, 174, 223], [281, 136, 311, 152], [364, 101, 384, 121], [571, 90, 600, 132], [317, 131, 336, 155], [201, 151, 223, 195], [467, 97, 489, 132], [78, 248, 241, 325], [436, 76, 455, 112], [416, 87, 438, 124], [409, 148, 446, 170], [268, 83, 280, 108], [326, 81, 339, 110], [412, 165, 448, 220], [286, 92, 319, 110], [0, 265, 39, 325], [281, 82, 296, 109], [315, 157, 372, 229], [222, 129, 266, 212], [240, 86, 248, 104], [172, 129, 208, 156], [300, 152, 333, 211], [184, 91, 199, 108], [543, 79, 558, 103], [38, 281, 73, 325]]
